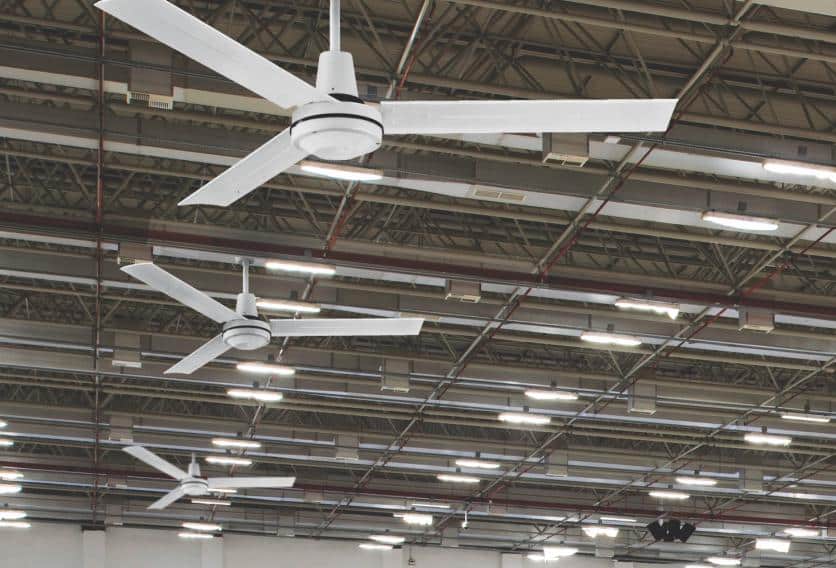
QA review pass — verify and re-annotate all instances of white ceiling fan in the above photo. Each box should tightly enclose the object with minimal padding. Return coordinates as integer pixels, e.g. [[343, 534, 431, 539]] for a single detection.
[[121, 260, 423, 375], [123, 446, 295, 509], [96, 0, 678, 207]]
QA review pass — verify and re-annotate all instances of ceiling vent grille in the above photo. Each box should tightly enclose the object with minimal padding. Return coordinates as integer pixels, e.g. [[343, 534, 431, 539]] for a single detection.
[[469, 186, 526, 204]]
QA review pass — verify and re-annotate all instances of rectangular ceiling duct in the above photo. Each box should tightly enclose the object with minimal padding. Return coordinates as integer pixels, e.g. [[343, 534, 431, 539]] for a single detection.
[[128, 40, 174, 110], [445, 279, 482, 303], [543, 133, 589, 167], [628, 382, 657, 415], [380, 359, 411, 393]]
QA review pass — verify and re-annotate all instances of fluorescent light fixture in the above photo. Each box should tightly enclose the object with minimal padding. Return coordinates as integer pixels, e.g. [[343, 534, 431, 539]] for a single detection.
[[411, 502, 450, 510], [755, 538, 790, 553], [212, 488, 237, 494], [205, 456, 253, 466], [0, 521, 30, 529], [264, 259, 336, 276], [780, 412, 830, 424], [226, 388, 283, 403], [0, 420, 6, 428], [701, 211, 778, 232], [527, 553, 546, 562], [580, 331, 642, 347], [369, 535, 406, 545], [437, 473, 480, 484], [582, 526, 619, 538], [191, 499, 231, 507], [782, 527, 819, 538], [0, 511, 26, 520], [299, 161, 384, 182], [255, 299, 321, 314], [395, 512, 433, 526], [706, 558, 741, 566], [542, 546, 578, 559], [600, 516, 637, 523], [686, 564, 714, 568], [675, 476, 718, 487], [211, 438, 261, 449], [0, 469, 23, 481], [178, 532, 214, 540], [524, 389, 578, 401], [236, 362, 295, 376], [615, 297, 680, 319], [0, 484, 22, 495], [649, 489, 690, 500], [0, 439, 14, 447], [182, 522, 222, 532], [455, 458, 501, 470], [497, 412, 551, 426], [744, 432, 791, 446], [359, 543, 393, 551], [763, 159, 836, 183]]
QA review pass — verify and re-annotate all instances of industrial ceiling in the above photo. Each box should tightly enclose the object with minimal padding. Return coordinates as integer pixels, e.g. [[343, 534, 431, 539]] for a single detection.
[[1, 0, 836, 565]]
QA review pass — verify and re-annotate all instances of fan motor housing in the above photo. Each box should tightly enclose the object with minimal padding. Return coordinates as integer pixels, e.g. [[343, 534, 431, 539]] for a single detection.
[[181, 478, 209, 496], [291, 99, 382, 161], [222, 319, 271, 351]]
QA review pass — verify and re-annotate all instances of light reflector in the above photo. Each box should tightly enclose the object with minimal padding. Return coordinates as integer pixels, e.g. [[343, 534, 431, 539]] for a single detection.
[[497, 412, 551, 425], [701, 211, 778, 232], [299, 161, 384, 182], [580, 331, 642, 347], [264, 259, 336, 276], [615, 297, 680, 319], [236, 362, 296, 376], [255, 299, 321, 314], [211, 438, 261, 449], [524, 389, 578, 401], [226, 388, 283, 403], [205, 456, 253, 466], [744, 432, 791, 446]]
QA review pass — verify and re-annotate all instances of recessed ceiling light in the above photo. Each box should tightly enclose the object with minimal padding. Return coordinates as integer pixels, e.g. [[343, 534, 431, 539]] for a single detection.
[[706, 558, 741, 566], [675, 476, 718, 487], [744, 432, 792, 446], [181, 522, 222, 532], [235, 362, 295, 376], [178, 532, 214, 540], [497, 412, 551, 426], [226, 388, 283, 403], [701, 211, 778, 232], [264, 259, 336, 276], [369, 535, 405, 545], [205, 456, 253, 466], [455, 458, 501, 470], [649, 489, 690, 500], [524, 389, 578, 401], [255, 299, 321, 314], [582, 526, 619, 537], [755, 538, 790, 553], [211, 438, 261, 449], [580, 331, 642, 347], [437, 473, 481, 484], [394, 512, 433, 526], [780, 412, 830, 424], [358, 543, 393, 551], [299, 161, 384, 182], [615, 297, 680, 319]]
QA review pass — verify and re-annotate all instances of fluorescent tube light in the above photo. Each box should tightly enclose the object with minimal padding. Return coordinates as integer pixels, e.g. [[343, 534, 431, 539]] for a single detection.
[[600, 516, 637, 523], [0, 521, 30, 529], [686, 564, 714, 568], [226, 388, 283, 403], [437, 473, 480, 484], [497, 412, 551, 426], [178, 532, 214, 540], [0, 439, 14, 447], [615, 297, 680, 319], [411, 502, 450, 510], [264, 259, 336, 276], [300, 161, 384, 182], [580, 331, 642, 347], [211, 438, 261, 449], [191, 499, 231, 507], [0, 420, 6, 428], [744, 432, 791, 446], [649, 490, 690, 500], [524, 389, 578, 401], [780, 412, 830, 424], [205, 456, 253, 466], [0, 484, 22, 495], [542, 546, 578, 559], [455, 458, 501, 470], [212, 488, 237, 494], [675, 476, 717, 486], [255, 299, 321, 314], [182, 522, 222, 532], [369, 535, 406, 545], [763, 159, 836, 183], [527, 554, 546, 562], [395, 512, 434, 526], [755, 538, 790, 553], [0, 469, 23, 481], [701, 211, 778, 232], [236, 362, 295, 376], [782, 527, 819, 538], [583, 526, 619, 538], [359, 543, 393, 551], [707, 558, 741, 566], [0, 511, 26, 520]]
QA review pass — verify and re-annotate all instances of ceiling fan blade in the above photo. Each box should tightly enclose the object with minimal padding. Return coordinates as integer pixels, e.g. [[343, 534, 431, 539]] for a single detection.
[[207, 476, 296, 489], [148, 486, 187, 510], [165, 334, 231, 375], [95, 0, 330, 110], [178, 128, 306, 207], [122, 262, 238, 324], [270, 317, 424, 337], [379, 98, 678, 135], [123, 446, 190, 481]]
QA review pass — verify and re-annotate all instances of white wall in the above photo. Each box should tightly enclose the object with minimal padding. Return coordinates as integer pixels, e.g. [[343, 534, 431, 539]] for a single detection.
[[0, 524, 615, 568]]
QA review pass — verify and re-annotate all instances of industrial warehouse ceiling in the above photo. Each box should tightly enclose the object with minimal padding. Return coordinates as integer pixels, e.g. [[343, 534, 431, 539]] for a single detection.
[[0, 0, 836, 565]]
